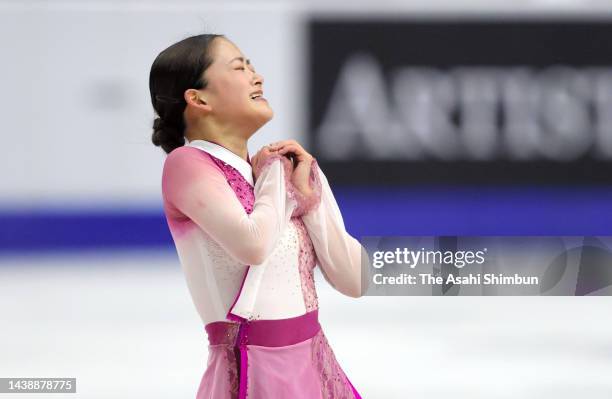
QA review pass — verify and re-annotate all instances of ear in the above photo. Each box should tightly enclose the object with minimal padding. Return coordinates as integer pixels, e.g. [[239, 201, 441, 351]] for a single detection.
[[184, 89, 212, 112]]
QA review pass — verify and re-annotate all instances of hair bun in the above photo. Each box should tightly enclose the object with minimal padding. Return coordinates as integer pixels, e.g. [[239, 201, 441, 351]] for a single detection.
[[151, 117, 185, 154]]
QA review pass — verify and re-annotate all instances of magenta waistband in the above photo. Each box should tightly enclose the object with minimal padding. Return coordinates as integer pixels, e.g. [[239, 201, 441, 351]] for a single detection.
[[205, 309, 320, 348]]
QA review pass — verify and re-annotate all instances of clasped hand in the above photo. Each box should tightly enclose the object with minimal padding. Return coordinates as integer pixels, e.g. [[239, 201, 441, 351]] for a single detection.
[[251, 139, 314, 197]]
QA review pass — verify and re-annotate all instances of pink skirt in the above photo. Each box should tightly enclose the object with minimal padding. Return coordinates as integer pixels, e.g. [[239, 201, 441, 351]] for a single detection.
[[196, 309, 362, 399]]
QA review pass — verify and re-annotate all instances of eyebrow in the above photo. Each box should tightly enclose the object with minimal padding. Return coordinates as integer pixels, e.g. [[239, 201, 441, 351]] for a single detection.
[[228, 56, 251, 65]]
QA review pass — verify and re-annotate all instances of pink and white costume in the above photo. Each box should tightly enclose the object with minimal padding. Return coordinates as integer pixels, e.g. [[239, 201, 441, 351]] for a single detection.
[[161, 139, 365, 399]]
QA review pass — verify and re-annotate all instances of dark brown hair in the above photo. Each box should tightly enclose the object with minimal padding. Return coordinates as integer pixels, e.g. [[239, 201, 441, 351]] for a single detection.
[[149, 34, 225, 154]]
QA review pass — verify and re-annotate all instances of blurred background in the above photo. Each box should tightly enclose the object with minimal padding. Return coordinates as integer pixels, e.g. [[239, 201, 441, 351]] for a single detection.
[[1, 0, 612, 398]]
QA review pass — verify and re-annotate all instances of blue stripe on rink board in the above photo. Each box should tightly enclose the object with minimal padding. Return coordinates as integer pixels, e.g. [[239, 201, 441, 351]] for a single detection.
[[0, 211, 173, 254], [1, 185, 611, 253], [334, 185, 612, 237]]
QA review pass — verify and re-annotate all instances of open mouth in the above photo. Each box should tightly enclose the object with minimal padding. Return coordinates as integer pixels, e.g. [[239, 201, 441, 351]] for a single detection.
[[250, 92, 267, 102]]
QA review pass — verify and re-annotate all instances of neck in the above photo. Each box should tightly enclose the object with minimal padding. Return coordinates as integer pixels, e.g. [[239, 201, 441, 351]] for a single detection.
[[205, 135, 249, 162], [187, 131, 249, 162]]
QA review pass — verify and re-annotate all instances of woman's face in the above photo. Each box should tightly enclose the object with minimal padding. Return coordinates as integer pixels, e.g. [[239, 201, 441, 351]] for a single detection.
[[200, 37, 273, 132]]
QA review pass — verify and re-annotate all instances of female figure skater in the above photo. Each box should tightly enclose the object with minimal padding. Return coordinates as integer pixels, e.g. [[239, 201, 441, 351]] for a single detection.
[[150, 33, 366, 399]]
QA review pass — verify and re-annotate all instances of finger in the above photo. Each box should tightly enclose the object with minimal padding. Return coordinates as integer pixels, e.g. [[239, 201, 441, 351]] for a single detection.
[[278, 147, 301, 160], [273, 139, 300, 148], [269, 140, 298, 150], [278, 144, 311, 161], [277, 143, 301, 155], [279, 148, 306, 162], [263, 146, 278, 154]]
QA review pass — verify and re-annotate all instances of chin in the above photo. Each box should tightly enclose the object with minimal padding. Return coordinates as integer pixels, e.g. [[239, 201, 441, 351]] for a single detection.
[[257, 108, 274, 125], [263, 107, 274, 121], [246, 114, 272, 137]]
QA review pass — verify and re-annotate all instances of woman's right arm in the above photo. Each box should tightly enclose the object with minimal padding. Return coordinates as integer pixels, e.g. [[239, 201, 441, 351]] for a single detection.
[[162, 147, 296, 266]]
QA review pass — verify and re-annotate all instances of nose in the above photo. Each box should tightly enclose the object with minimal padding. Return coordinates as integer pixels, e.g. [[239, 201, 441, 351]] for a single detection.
[[253, 71, 264, 87]]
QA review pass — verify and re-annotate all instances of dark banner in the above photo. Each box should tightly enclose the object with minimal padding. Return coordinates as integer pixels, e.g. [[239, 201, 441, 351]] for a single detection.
[[308, 18, 612, 184]]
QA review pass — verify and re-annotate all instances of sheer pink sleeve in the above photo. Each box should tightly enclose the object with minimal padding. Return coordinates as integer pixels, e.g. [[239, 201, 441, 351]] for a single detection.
[[162, 147, 297, 266], [301, 163, 368, 298], [255, 155, 323, 218], [291, 159, 323, 217]]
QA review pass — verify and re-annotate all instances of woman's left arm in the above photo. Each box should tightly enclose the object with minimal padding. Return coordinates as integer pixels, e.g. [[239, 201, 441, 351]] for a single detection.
[[300, 162, 369, 298], [270, 140, 369, 298]]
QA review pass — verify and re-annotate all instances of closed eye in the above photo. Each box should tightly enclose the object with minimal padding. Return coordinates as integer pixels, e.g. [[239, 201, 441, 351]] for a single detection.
[[235, 64, 255, 72]]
